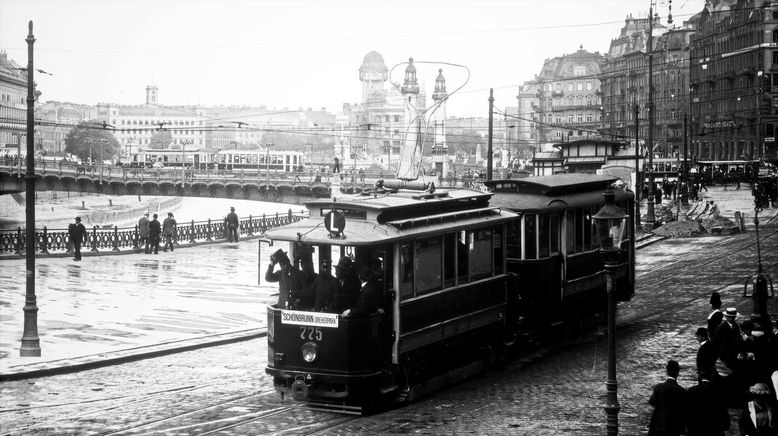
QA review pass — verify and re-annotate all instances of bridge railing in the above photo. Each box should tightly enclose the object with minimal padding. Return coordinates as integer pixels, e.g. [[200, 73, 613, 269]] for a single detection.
[[0, 210, 307, 256]]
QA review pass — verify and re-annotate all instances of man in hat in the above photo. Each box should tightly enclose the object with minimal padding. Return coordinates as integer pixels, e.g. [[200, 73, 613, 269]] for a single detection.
[[162, 212, 177, 252], [265, 248, 294, 309], [148, 213, 161, 254], [138, 211, 150, 254], [707, 291, 724, 335], [648, 359, 687, 436], [331, 256, 360, 312], [312, 259, 339, 312], [342, 259, 383, 317], [712, 307, 743, 377], [226, 206, 239, 242], [739, 383, 778, 435], [68, 216, 87, 261]]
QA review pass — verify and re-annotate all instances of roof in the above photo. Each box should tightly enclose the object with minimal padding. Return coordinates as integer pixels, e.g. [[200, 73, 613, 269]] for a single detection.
[[359, 51, 388, 74], [485, 174, 619, 195]]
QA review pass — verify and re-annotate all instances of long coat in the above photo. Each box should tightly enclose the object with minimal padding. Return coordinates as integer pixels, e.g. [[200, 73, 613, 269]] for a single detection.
[[138, 216, 149, 238], [69, 222, 87, 244], [648, 378, 687, 436], [162, 217, 177, 236], [148, 219, 161, 242]]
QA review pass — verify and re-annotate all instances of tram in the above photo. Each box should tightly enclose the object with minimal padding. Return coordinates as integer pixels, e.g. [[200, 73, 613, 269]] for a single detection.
[[126, 148, 304, 172], [261, 174, 635, 412], [127, 149, 215, 169]]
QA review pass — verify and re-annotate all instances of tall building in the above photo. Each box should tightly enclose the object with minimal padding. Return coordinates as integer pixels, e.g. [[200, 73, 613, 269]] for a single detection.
[[430, 68, 450, 176], [0, 51, 27, 154], [689, 0, 778, 163], [518, 46, 604, 149]]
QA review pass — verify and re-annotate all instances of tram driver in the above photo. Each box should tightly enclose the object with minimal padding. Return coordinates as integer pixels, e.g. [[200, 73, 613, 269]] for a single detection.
[[341, 259, 384, 317]]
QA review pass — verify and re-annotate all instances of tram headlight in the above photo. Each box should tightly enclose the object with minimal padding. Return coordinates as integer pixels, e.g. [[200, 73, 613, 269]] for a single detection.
[[301, 341, 318, 363]]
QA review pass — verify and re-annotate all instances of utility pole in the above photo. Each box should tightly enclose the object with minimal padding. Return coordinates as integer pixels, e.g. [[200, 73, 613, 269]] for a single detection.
[[487, 88, 494, 181], [634, 103, 641, 228], [21, 20, 40, 357], [682, 113, 689, 206], [645, 4, 657, 231]]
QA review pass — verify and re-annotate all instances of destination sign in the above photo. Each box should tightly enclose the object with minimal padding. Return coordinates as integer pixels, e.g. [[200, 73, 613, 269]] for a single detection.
[[280, 310, 339, 328], [703, 120, 737, 129]]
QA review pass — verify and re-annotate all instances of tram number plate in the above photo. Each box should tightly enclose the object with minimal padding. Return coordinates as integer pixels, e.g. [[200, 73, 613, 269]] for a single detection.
[[300, 327, 323, 341]]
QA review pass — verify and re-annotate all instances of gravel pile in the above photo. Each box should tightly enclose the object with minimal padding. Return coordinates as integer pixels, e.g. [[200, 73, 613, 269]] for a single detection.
[[700, 215, 738, 231], [653, 219, 706, 238]]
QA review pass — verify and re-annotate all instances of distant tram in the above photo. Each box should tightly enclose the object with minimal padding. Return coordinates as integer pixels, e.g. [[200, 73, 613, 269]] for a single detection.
[[261, 174, 635, 413], [126, 148, 304, 172]]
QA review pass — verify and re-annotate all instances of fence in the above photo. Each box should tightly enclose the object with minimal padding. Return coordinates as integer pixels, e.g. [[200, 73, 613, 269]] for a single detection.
[[0, 210, 306, 256]]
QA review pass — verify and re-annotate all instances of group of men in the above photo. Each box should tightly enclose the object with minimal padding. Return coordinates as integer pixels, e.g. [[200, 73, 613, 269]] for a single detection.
[[265, 248, 383, 317], [137, 211, 177, 254], [647, 292, 778, 435]]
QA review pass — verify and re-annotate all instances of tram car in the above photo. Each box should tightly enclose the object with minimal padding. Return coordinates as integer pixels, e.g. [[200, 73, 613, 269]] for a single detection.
[[127, 149, 216, 169], [261, 175, 634, 412], [215, 149, 304, 172]]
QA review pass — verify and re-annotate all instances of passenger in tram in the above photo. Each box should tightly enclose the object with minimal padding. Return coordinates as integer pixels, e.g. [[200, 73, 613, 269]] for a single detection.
[[311, 259, 339, 312], [265, 249, 294, 309], [331, 257, 360, 313], [290, 257, 317, 310], [342, 259, 383, 317]]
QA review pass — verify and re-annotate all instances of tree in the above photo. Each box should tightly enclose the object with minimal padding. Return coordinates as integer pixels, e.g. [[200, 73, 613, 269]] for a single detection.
[[64, 121, 121, 163]]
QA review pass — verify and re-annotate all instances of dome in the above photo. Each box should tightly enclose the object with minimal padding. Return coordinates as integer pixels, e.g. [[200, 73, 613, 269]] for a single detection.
[[359, 51, 388, 74]]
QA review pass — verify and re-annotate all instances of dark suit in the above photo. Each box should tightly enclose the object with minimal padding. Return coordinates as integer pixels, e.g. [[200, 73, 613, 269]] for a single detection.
[[648, 378, 687, 436], [148, 219, 161, 254], [347, 278, 383, 317], [707, 310, 723, 335], [69, 222, 87, 261], [696, 340, 717, 380], [686, 380, 729, 436], [712, 320, 741, 370]]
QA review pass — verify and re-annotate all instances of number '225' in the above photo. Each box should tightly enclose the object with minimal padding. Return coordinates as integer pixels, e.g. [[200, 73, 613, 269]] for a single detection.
[[300, 327, 322, 341]]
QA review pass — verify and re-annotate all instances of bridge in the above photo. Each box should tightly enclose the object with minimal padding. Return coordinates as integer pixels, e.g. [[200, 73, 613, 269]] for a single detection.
[[0, 159, 384, 205]]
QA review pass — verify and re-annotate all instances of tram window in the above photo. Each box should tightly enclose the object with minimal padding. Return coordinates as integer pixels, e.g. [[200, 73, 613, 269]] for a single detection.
[[443, 233, 456, 288], [583, 209, 593, 251], [575, 209, 584, 252], [506, 220, 522, 259], [493, 225, 503, 274], [525, 214, 537, 259], [566, 210, 576, 254], [538, 214, 550, 258], [469, 228, 492, 280], [457, 231, 469, 284], [400, 243, 414, 299], [415, 237, 442, 295], [550, 215, 560, 254]]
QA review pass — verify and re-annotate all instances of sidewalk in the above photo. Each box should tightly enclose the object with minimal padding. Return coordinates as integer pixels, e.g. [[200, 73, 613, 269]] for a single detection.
[[0, 185, 771, 382]]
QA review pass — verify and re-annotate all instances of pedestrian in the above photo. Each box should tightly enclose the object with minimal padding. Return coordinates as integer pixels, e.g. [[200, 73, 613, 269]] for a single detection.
[[148, 213, 161, 254], [648, 359, 687, 436], [265, 249, 294, 309], [138, 211, 150, 254], [162, 212, 177, 252], [712, 307, 743, 377], [696, 327, 718, 382], [68, 216, 87, 261], [226, 206, 239, 242], [738, 383, 778, 435], [686, 371, 730, 436], [708, 291, 724, 335]]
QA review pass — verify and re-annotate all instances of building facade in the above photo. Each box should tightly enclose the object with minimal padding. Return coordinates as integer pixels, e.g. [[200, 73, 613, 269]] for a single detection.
[[0, 51, 27, 154], [689, 0, 778, 163]]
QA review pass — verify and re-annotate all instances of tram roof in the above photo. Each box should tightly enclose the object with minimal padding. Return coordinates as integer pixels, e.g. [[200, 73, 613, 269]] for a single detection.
[[484, 174, 633, 213], [265, 188, 518, 245]]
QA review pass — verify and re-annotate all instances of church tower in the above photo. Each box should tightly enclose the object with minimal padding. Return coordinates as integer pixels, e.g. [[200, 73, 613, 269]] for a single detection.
[[145, 85, 158, 105], [431, 69, 449, 178], [397, 57, 422, 180]]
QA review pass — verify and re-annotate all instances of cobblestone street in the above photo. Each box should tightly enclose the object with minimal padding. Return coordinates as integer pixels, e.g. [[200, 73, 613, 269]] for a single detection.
[[2, 217, 776, 435]]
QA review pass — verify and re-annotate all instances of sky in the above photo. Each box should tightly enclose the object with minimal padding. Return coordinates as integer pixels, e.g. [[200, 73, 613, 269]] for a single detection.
[[0, 0, 707, 118]]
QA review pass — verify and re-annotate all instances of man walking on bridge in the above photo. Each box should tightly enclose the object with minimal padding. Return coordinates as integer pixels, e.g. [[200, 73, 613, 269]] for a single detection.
[[226, 207, 239, 242], [69, 216, 87, 261], [163, 212, 177, 252], [138, 211, 150, 254]]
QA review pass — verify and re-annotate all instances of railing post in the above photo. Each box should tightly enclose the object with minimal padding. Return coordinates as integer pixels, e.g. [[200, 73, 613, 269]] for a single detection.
[[189, 220, 196, 244], [262, 213, 267, 233], [288, 208, 292, 223], [40, 226, 49, 254], [15, 226, 22, 255], [90, 225, 99, 252], [132, 224, 139, 251], [247, 214, 254, 236], [112, 227, 120, 252], [206, 218, 213, 241]]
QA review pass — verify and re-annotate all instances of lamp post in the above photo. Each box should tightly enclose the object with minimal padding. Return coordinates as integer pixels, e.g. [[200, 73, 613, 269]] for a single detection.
[[20, 21, 40, 357], [593, 187, 628, 435], [99, 138, 108, 181], [645, 2, 657, 231]]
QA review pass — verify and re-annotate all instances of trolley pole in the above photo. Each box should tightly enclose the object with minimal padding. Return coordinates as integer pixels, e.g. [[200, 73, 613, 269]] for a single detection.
[[21, 20, 41, 357], [487, 88, 494, 181], [682, 113, 689, 206], [645, 4, 657, 231]]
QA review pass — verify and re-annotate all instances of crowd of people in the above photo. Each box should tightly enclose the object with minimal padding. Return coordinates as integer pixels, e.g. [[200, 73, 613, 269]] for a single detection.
[[265, 248, 383, 317], [648, 292, 778, 435], [135, 211, 178, 255]]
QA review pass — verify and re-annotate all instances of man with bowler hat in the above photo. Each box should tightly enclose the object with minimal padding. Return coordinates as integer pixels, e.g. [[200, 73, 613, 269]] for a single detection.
[[69, 216, 87, 261], [695, 327, 718, 382], [648, 359, 687, 436], [148, 213, 161, 254], [707, 291, 724, 334], [226, 206, 239, 242], [265, 248, 294, 309]]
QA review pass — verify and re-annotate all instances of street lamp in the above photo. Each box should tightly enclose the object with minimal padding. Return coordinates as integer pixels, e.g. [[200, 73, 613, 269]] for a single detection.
[[593, 187, 628, 436]]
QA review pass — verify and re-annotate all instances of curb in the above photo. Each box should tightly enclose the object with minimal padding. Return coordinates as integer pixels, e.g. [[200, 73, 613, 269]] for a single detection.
[[0, 328, 266, 382]]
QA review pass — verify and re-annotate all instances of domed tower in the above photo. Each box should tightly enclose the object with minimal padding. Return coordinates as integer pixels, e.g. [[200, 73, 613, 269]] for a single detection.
[[359, 51, 388, 103], [431, 69, 449, 177]]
